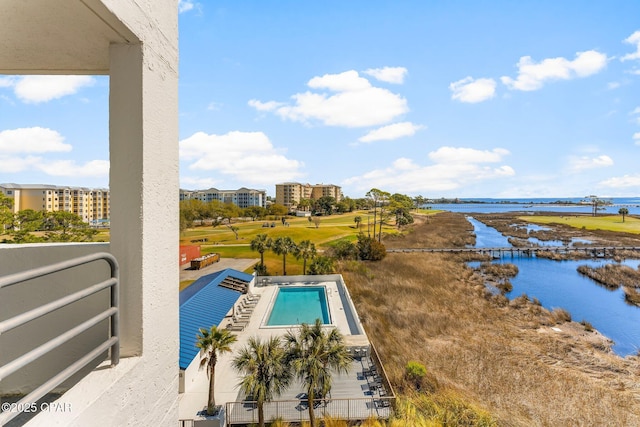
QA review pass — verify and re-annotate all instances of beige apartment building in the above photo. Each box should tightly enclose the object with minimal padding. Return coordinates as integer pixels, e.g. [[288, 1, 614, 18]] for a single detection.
[[0, 183, 110, 224], [275, 182, 342, 209], [179, 187, 266, 208]]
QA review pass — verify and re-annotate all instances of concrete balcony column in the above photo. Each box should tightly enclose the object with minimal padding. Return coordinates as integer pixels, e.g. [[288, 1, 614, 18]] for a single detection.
[[109, 41, 179, 360]]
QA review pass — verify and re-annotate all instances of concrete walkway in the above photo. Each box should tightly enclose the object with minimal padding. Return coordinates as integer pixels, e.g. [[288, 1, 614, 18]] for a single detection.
[[179, 257, 258, 282]]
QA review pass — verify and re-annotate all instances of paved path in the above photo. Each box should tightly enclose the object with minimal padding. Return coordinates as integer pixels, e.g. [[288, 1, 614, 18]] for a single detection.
[[179, 257, 258, 282]]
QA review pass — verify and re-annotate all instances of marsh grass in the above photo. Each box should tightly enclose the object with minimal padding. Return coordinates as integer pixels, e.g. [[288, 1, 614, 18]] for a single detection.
[[623, 287, 640, 306], [343, 212, 640, 426], [577, 264, 640, 289]]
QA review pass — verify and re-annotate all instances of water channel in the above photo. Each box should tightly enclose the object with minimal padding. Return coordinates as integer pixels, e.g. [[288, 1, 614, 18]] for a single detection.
[[467, 216, 640, 356]]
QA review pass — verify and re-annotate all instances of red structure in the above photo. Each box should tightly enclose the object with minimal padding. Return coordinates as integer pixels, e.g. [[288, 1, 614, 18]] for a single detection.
[[179, 245, 201, 266]]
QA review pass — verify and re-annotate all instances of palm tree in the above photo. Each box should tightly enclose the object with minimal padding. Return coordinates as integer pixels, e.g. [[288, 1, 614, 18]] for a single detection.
[[232, 336, 292, 427], [250, 233, 272, 269], [271, 236, 296, 275], [295, 240, 317, 274], [354, 215, 362, 231], [196, 325, 238, 415], [619, 207, 629, 223], [283, 319, 352, 427]]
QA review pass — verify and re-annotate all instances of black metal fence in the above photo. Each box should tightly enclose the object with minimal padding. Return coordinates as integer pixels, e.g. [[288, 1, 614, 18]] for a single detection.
[[226, 396, 394, 425]]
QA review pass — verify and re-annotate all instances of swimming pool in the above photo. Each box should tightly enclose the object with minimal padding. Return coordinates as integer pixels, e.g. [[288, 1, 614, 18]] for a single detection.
[[266, 286, 331, 326]]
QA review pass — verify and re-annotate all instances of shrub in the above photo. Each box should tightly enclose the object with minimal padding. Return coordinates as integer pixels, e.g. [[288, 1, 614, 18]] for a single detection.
[[496, 280, 513, 294], [404, 361, 438, 392], [357, 234, 387, 261], [580, 320, 594, 332], [551, 307, 572, 323], [328, 240, 358, 260], [308, 256, 335, 275]]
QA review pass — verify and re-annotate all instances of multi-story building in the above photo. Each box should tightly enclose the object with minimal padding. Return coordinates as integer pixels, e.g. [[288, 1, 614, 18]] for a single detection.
[[179, 187, 266, 208], [275, 182, 342, 209], [0, 183, 110, 223], [311, 183, 342, 201]]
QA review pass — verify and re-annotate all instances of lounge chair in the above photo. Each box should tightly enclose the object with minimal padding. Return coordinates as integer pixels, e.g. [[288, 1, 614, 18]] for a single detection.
[[240, 299, 258, 308], [232, 314, 249, 323]]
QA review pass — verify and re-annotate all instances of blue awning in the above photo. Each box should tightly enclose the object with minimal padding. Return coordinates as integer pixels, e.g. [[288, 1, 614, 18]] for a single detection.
[[179, 269, 253, 370]]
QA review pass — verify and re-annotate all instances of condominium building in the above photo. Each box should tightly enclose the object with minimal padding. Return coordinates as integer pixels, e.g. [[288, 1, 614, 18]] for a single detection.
[[179, 187, 266, 208], [275, 182, 342, 209], [0, 183, 110, 223]]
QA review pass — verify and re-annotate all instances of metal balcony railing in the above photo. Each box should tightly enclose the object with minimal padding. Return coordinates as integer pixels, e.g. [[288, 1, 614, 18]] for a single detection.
[[0, 252, 119, 426], [225, 396, 395, 425]]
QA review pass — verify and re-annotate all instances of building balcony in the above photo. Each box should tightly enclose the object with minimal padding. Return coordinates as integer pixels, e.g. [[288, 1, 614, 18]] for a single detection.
[[1, 244, 118, 426], [0, 0, 179, 425]]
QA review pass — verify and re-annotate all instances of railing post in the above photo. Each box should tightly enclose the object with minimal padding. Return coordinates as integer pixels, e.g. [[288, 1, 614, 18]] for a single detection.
[[109, 255, 120, 366]]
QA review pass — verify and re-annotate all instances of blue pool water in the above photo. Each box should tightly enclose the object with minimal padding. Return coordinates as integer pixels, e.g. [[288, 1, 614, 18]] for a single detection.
[[266, 287, 330, 326]]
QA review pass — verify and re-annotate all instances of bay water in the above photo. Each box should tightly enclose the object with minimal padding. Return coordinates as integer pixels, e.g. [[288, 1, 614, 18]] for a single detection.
[[468, 216, 640, 356]]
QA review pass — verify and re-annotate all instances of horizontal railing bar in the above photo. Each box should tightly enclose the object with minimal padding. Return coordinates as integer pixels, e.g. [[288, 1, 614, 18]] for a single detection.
[[0, 336, 118, 425], [0, 307, 117, 381], [0, 251, 118, 290], [227, 397, 395, 404], [0, 278, 117, 334]]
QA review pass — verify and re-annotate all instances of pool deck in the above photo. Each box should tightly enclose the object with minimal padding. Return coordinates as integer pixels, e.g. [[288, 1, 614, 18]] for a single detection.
[[178, 275, 373, 421]]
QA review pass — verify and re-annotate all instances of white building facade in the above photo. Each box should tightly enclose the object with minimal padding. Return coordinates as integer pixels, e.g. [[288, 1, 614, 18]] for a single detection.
[[180, 187, 266, 208]]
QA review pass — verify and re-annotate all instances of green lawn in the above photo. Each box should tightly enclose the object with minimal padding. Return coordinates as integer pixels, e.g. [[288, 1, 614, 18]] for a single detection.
[[522, 214, 640, 234], [180, 210, 407, 275]]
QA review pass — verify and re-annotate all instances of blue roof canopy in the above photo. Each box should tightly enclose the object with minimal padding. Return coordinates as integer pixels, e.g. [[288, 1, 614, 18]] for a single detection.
[[179, 269, 253, 370]]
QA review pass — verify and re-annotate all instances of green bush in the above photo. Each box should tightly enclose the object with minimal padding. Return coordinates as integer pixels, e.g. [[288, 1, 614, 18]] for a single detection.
[[357, 234, 387, 261], [404, 360, 437, 392]]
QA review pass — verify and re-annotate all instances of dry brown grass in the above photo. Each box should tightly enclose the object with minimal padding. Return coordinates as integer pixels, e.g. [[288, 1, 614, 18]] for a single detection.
[[343, 212, 640, 426], [577, 264, 640, 289], [623, 287, 640, 306]]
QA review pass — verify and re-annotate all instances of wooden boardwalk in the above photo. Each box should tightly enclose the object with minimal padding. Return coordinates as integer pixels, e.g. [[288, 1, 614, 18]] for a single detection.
[[387, 246, 640, 257]]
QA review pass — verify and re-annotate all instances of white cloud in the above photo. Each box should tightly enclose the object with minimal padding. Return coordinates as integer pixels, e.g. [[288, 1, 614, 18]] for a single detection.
[[0, 155, 108, 177], [13, 75, 95, 103], [363, 67, 408, 84], [600, 174, 640, 189], [607, 81, 621, 89], [358, 122, 424, 143], [501, 50, 608, 91], [247, 99, 284, 112], [621, 30, 640, 62], [178, 0, 195, 13], [37, 160, 109, 177], [308, 70, 371, 91], [429, 146, 510, 164], [249, 70, 408, 128], [633, 132, 640, 145], [179, 131, 304, 185], [449, 77, 497, 103], [343, 146, 514, 193], [0, 155, 42, 173], [0, 127, 72, 153], [631, 107, 640, 124], [0, 77, 15, 88], [568, 155, 614, 173]]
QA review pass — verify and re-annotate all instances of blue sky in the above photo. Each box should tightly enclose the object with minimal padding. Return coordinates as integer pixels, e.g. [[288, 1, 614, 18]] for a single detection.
[[1, 1, 640, 198]]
